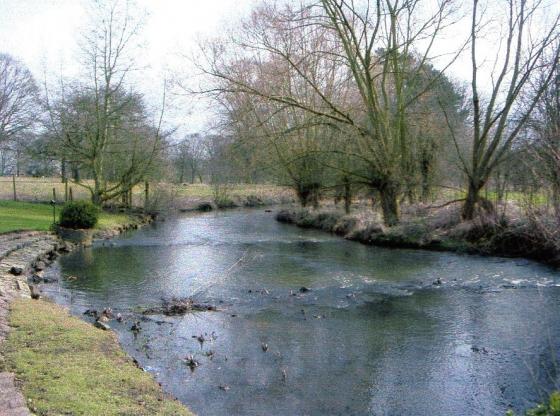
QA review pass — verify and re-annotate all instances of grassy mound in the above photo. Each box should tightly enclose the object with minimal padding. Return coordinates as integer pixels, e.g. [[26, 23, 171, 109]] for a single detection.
[[1, 299, 193, 416]]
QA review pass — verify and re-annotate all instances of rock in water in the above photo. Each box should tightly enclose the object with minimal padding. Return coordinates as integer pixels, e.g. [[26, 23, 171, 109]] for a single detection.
[[83, 309, 98, 318], [94, 321, 110, 330], [9, 266, 23, 276], [30, 285, 40, 300]]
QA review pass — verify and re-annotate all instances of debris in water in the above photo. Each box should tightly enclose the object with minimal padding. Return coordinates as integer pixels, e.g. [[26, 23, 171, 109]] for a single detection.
[[219, 384, 230, 391], [299, 286, 311, 293], [83, 309, 98, 318], [94, 321, 110, 330], [131, 321, 141, 333], [142, 297, 217, 316], [184, 355, 199, 371], [102, 308, 114, 319], [261, 343, 268, 352]]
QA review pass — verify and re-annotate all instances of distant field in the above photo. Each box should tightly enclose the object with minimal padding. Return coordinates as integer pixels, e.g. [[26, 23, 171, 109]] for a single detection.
[[0, 177, 91, 202], [0, 177, 293, 207], [0, 200, 132, 234]]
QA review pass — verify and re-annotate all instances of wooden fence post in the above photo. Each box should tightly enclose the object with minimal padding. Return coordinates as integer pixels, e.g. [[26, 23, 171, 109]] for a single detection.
[[52, 187, 57, 203], [69, 187, 73, 201], [12, 175, 16, 201], [64, 179, 68, 202]]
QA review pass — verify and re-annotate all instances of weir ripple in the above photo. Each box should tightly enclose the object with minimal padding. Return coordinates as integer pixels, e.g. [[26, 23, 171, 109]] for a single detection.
[[40, 209, 560, 416]]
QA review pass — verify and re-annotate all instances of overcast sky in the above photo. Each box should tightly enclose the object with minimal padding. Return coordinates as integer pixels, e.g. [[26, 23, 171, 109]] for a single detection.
[[0, 0, 260, 135], [0, 0, 558, 137]]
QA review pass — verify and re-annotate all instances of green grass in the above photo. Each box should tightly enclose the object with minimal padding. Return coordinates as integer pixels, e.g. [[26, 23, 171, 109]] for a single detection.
[[0, 201, 134, 234], [1, 299, 193, 416]]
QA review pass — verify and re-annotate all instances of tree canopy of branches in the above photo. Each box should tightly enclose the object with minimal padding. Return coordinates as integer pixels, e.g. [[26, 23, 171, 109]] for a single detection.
[[196, 0, 463, 225], [456, 0, 560, 220], [43, 0, 167, 205], [0, 53, 38, 174]]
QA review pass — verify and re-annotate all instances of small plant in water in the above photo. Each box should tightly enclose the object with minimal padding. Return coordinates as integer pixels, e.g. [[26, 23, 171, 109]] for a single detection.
[[507, 392, 560, 416]]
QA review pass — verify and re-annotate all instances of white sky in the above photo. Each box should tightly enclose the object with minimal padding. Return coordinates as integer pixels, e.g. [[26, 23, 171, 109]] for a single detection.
[[0, 0, 259, 135], [0, 0, 558, 136]]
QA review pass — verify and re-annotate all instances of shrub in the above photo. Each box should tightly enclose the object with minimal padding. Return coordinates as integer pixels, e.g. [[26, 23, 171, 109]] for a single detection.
[[212, 184, 237, 209], [59, 201, 99, 229]]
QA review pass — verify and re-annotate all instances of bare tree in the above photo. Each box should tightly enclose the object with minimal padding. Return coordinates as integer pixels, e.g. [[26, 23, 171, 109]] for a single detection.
[[196, 0, 461, 225], [174, 133, 205, 183], [457, 0, 560, 220], [0, 53, 38, 172], [526, 44, 560, 215], [43, 0, 168, 205]]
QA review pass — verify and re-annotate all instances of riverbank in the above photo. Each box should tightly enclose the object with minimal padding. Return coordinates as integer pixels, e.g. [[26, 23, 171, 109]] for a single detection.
[[0, 215, 192, 415], [276, 204, 560, 267], [2, 299, 192, 415]]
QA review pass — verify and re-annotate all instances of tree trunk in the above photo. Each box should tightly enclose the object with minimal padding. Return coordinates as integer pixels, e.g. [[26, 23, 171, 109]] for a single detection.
[[420, 159, 431, 204], [92, 175, 103, 206], [379, 183, 399, 226], [61, 159, 67, 182], [71, 164, 80, 182], [552, 181, 560, 219], [343, 176, 351, 214], [179, 168, 184, 183], [462, 180, 483, 220]]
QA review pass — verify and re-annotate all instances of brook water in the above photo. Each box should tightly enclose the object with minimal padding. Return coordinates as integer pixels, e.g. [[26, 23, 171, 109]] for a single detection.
[[41, 209, 560, 415]]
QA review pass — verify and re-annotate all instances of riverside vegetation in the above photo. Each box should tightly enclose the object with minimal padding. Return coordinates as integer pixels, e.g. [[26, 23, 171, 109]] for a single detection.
[[276, 199, 560, 267], [1, 299, 192, 416]]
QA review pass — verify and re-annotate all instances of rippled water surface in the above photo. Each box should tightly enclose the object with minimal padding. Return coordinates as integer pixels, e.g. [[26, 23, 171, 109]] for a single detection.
[[42, 209, 560, 415]]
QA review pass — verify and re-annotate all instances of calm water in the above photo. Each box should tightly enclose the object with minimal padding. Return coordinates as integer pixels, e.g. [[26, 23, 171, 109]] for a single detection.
[[41, 209, 560, 416]]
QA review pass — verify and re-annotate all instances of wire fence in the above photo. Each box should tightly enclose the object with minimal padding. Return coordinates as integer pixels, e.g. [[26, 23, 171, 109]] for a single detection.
[[0, 176, 149, 206]]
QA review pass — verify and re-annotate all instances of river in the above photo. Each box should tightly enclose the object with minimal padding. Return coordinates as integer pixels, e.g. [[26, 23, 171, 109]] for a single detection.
[[40, 209, 560, 415]]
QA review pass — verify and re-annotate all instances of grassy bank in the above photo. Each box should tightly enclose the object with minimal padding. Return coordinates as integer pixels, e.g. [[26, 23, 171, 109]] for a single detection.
[[276, 205, 560, 266], [0, 200, 133, 234], [0, 299, 192, 416]]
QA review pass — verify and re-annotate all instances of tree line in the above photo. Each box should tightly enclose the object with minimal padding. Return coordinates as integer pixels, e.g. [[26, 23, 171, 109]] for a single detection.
[[1, 0, 559, 226], [191, 0, 559, 225]]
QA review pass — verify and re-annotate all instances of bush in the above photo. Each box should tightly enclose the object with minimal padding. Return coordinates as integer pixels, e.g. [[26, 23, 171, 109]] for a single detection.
[[212, 184, 237, 209], [59, 201, 99, 229]]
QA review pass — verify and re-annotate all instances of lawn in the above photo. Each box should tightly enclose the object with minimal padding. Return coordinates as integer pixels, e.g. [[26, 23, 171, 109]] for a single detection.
[[0, 200, 132, 234], [1, 299, 192, 416]]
